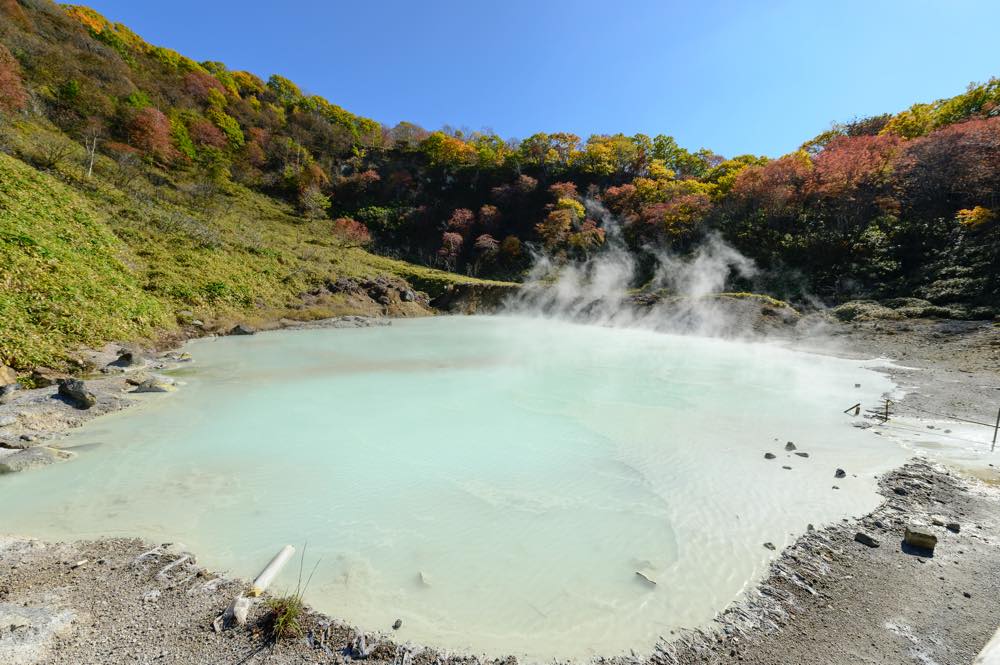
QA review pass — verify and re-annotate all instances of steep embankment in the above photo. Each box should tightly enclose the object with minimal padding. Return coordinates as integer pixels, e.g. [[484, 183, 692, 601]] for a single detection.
[[0, 140, 507, 373]]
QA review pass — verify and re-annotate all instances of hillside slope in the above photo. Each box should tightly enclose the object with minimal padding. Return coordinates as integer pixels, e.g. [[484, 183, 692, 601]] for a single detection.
[[0, 121, 504, 371]]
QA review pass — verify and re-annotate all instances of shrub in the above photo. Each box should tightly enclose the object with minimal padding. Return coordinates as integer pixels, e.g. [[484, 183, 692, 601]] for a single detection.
[[332, 217, 371, 246]]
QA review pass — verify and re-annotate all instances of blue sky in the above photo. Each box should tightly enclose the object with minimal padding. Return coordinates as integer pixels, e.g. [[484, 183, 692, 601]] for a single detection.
[[79, 0, 1000, 157]]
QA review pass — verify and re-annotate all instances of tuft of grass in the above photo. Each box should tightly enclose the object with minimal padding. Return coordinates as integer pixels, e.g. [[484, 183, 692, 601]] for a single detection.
[[263, 544, 320, 643], [265, 593, 305, 641]]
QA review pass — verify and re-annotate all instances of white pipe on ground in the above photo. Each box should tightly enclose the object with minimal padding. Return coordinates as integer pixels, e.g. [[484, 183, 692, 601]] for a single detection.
[[249, 545, 295, 597]]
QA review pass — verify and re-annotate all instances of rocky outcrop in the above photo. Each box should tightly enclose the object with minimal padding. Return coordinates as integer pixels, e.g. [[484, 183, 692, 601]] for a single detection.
[[430, 283, 521, 314], [297, 275, 432, 317]]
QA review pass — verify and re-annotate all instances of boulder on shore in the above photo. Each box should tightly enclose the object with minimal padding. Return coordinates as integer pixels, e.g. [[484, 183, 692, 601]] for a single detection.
[[0, 447, 71, 473], [132, 378, 176, 393], [0, 364, 17, 387], [904, 525, 938, 552], [31, 367, 70, 388], [228, 324, 256, 336], [109, 346, 147, 369], [57, 378, 96, 409]]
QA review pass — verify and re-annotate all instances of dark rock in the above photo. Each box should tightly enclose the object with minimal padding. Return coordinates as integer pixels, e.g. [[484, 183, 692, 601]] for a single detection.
[[835, 469, 847, 479], [784, 442, 796, 451], [963, 591, 972, 598], [400, 289, 416, 302], [893, 487, 909, 496], [832, 485, 840, 490], [764, 452, 776, 459], [854, 532, 880, 547], [794, 452, 809, 458], [904, 525, 938, 552], [782, 465, 792, 470], [763, 542, 776, 551], [946, 522, 960, 534], [392, 619, 402, 630], [57, 379, 96, 409], [109, 346, 146, 368], [228, 324, 256, 336]]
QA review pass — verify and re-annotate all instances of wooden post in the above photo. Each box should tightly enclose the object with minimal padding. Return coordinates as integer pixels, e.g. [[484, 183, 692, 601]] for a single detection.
[[883, 399, 891, 422], [992, 406, 1000, 453]]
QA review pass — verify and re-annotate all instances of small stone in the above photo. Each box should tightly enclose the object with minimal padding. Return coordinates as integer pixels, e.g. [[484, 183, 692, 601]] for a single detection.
[[784, 442, 796, 451], [794, 452, 809, 458], [946, 522, 960, 534], [763, 542, 776, 551], [835, 469, 846, 479], [963, 591, 972, 599], [807, 524, 815, 531], [832, 485, 840, 490], [228, 324, 256, 336], [782, 465, 792, 470], [904, 525, 938, 552], [893, 487, 909, 496], [854, 532, 880, 548], [764, 452, 776, 459], [392, 619, 402, 630]]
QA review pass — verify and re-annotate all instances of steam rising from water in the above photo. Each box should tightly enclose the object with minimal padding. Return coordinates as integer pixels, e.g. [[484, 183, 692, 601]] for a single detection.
[[506, 199, 763, 336]]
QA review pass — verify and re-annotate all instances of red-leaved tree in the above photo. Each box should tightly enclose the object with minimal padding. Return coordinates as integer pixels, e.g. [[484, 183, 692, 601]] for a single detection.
[[0, 43, 28, 114], [128, 107, 174, 162]]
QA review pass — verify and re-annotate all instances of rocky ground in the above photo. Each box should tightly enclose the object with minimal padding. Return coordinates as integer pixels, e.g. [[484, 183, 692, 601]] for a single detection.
[[3, 462, 995, 665], [1, 313, 999, 664], [651, 461, 1000, 665]]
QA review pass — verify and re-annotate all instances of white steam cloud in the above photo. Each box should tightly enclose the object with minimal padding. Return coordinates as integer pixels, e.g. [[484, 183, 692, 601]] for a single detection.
[[504, 198, 766, 337]]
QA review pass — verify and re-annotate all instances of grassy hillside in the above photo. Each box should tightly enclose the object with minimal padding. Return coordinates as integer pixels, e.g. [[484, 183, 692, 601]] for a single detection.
[[0, 120, 504, 371]]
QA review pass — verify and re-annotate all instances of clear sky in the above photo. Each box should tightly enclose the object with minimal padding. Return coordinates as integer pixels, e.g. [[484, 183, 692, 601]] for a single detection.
[[78, 0, 1000, 157]]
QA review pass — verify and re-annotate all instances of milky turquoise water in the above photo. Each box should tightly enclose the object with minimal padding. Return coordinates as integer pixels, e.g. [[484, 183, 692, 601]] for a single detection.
[[0, 316, 910, 660]]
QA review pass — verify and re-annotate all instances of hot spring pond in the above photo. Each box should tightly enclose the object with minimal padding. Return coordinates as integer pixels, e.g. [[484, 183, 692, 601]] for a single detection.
[[0, 316, 910, 660]]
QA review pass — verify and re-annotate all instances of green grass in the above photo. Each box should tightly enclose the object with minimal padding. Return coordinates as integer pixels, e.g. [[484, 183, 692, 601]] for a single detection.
[[265, 593, 305, 641], [0, 120, 514, 371]]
